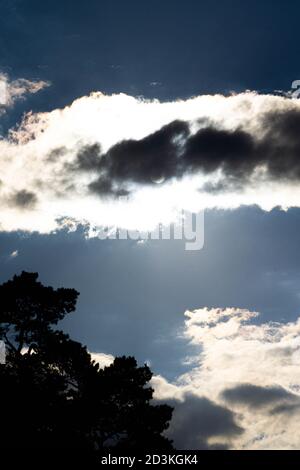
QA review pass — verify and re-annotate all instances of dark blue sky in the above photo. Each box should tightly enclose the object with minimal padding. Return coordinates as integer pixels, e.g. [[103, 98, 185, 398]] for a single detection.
[[1, 0, 300, 112]]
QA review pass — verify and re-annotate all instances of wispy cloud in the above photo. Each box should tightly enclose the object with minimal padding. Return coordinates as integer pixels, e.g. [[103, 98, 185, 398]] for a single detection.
[[9, 250, 18, 258], [0, 72, 49, 113]]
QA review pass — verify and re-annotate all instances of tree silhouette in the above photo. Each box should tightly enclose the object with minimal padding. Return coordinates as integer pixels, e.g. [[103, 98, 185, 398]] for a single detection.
[[0, 272, 173, 455]]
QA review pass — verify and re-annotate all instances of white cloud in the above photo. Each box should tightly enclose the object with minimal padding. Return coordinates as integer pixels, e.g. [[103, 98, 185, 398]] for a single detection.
[[152, 307, 300, 449], [0, 72, 49, 112], [90, 308, 300, 449], [90, 352, 114, 368], [9, 250, 18, 258], [1, 90, 300, 233]]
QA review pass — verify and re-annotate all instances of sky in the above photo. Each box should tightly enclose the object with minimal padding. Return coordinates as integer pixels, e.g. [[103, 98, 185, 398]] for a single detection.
[[1, 0, 300, 450]]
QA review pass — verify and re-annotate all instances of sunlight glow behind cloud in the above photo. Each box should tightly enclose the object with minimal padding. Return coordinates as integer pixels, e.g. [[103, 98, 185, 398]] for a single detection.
[[1, 87, 300, 233]]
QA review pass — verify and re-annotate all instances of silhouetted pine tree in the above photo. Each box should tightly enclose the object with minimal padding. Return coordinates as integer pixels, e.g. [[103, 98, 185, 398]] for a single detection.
[[0, 272, 173, 455]]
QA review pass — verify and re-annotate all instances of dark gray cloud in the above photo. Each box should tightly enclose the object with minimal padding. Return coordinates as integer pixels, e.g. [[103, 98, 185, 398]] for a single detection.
[[76, 143, 102, 171], [88, 176, 130, 198], [271, 402, 300, 415], [164, 393, 243, 449], [221, 384, 298, 409], [257, 109, 300, 180], [183, 126, 255, 177], [8, 189, 38, 209], [75, 120, 189, 197], [201, 176, 245, 194], [47, 146, 68, 162], [72, 109, 300, 196]]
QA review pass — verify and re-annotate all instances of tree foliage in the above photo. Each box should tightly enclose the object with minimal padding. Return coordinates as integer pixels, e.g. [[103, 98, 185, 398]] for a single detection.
[[0, 272, 173, 454]]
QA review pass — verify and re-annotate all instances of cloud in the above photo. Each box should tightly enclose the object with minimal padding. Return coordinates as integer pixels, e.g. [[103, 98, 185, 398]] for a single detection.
[[9, 250, 18, 258], [0, 72, 49, 113], [164, 393, 243, 450], [152, 307, 300, 449], [82, 120, 189, 195], [8, 189, 38, 209], [271, 402, 300, 415], [90, 350, 243, 449], [85, 122, 255, 196], [2, 91, 300, 232], [221, 384, 298, 409], [90, 352, 114, 368], [77, 108, 300, 198]]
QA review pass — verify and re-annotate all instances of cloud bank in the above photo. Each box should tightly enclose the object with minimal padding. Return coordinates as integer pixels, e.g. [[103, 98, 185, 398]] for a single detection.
[[152, 307, 300, 449], [1, 89, 300, 232]]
